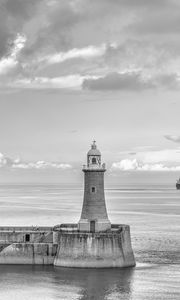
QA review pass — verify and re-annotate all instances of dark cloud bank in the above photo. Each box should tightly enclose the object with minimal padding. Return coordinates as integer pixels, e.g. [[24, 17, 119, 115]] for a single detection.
[[164, 135, 180, 143], [83, 72, 179, 91]]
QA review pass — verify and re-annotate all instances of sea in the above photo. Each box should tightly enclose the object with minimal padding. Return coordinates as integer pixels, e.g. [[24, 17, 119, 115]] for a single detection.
[[0, 183, 179, 300]]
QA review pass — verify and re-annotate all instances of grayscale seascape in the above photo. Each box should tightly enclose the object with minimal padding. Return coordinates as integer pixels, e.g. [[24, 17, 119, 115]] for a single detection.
[[0, 183, 179, 300], [1, 0, 180, 298]]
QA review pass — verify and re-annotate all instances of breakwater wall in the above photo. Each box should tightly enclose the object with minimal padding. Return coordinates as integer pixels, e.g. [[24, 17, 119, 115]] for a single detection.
[[0, 226, 55, 265], [0, 226, 53, 243], [0, 225, 135, 267], [0, 243, 57, 264]]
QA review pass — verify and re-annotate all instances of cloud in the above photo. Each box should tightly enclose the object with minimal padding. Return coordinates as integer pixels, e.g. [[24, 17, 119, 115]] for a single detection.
[[83, 72, 153, 91], [111, 147, 180, 171], [0, 153, 14, 168], [82, 72, 180, 91], [44, 44, 106, 65], [111, 159, 180, 171], [0, 33, 26, 75], [164, 135, 180, 143], [9, 75, 85, 89], [12, 161, 72, 170], [0, 152, 72, 170], [1, 0, 180, 90], [0, 0, 41, 58]]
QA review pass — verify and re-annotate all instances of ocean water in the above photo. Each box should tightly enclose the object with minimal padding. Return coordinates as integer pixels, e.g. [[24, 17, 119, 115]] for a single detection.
[[0, 184, 179, 300]]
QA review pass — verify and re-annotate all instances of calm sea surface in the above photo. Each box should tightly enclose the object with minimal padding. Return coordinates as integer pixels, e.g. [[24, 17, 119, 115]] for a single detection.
[[0, 184, 179, 300]]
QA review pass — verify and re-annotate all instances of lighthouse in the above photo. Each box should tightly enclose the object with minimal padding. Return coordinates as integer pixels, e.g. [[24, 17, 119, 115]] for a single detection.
[[54, 141, 135, 268], [78, 141, 111, 232]]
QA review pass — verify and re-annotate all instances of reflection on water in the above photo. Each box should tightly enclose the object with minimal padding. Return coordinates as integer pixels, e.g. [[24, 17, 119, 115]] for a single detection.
[[0, 264, 179, 300], [53, 267, 134, 300], [0, 265, 133, 300], [0, 265, 134, 300]]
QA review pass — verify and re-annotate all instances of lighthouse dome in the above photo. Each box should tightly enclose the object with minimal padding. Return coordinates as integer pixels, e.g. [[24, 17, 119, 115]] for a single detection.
[[87, 141, 101, 156]]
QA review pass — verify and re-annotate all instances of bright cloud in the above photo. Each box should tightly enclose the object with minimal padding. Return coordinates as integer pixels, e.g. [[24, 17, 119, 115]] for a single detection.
[[7, 74, 101, 89], [45, 44, 107, 65], [12, 34, 26, 58], [0, 57, 17, 75], [112, 147, 180, 171], [12, 161, 72, 170], [112, 159, 180, 171], [0, 34, 26, 75], [0, 152, 72, 170], [9, 75, 86, 89]]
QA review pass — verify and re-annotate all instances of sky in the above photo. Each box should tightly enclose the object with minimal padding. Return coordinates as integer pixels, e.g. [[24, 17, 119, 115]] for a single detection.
[[0, 0, 180, 184]]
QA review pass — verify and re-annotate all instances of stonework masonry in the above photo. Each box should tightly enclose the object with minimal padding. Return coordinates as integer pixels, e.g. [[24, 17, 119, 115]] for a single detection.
[[79, 170, 111, 232], [81, 171, 108, 220]]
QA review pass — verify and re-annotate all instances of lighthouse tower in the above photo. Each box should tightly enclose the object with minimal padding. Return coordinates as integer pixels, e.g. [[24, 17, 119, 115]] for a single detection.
[[54, 141, 135, 268], [78, 141, 111, 232]]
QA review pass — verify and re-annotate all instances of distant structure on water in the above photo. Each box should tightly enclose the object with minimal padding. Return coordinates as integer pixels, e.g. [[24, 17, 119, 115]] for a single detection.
[[176, 178, 180, 189], [0, 141, 135, 268]]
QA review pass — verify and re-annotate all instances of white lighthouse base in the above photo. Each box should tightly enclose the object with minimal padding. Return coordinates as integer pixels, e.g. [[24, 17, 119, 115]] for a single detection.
[[54, 224, 136, 268]]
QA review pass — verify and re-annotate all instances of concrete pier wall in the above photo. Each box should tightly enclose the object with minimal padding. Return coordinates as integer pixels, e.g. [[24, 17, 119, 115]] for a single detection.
[[0, 243, 57, 265], [0, 224, 135, 267], [0, 227, 53, 243], [54, 225, 135, 268], [0, 227, 56, 265]]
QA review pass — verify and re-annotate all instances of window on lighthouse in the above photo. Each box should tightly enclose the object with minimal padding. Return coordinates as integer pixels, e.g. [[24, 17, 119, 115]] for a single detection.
[[91, 187, 96, 193], [92, 157, 96, 164]]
